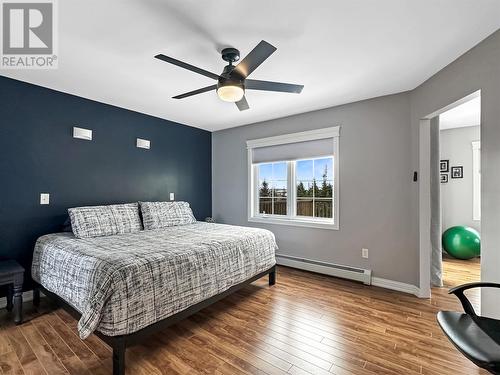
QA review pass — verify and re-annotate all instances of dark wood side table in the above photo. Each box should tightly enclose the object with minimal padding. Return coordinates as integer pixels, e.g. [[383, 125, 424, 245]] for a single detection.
[[0, 260, 24, 324]]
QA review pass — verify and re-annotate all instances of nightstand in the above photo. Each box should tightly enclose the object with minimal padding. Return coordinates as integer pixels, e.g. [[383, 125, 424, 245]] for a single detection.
[[0, 260, 24, 324]]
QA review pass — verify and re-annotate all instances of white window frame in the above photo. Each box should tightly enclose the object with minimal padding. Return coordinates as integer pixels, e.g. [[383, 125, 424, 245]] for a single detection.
[[253, 160, 290, 216], [472, 140, 481, 221], [247, 126, 340, 230]]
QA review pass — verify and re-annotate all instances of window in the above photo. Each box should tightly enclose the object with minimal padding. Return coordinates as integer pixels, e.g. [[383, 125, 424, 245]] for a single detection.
[[247, 127, 339, 230], [258, 162, 288, 215], [296, 157, 333, 218]]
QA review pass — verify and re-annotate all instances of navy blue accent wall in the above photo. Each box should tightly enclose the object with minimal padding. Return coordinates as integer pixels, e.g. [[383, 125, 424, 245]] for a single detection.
[[0, 76, 212, 289]]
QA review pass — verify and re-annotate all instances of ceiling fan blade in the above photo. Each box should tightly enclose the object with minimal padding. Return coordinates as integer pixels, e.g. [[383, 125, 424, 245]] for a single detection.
[[246, 79, 304, 94], [233, 40, 277, 78], [235, 96, 250, 111], [155, 54, 220, 80], [172, 85, 217, 99]]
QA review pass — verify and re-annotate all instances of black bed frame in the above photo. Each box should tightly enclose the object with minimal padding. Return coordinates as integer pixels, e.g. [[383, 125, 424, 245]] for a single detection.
[[36, 265, 276, 375]]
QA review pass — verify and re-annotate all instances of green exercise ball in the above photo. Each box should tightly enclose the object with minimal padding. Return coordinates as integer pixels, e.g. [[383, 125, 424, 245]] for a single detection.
[[442, 226, 481, 260]]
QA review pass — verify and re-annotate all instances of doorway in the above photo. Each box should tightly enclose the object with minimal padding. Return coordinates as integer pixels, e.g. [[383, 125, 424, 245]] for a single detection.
[[439, 96, 481, 293], [418, 90, 481, 302]]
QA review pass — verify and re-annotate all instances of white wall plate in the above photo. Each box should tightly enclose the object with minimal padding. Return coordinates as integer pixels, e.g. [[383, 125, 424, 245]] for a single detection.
[[136, 138, 150, 149], [40, 193, 50, 205], [73, 127, 92, 140]]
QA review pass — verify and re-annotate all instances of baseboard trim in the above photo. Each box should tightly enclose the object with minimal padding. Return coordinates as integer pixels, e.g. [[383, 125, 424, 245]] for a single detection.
[[276, 254, 372, 285], [371, 277, 422, 297], [276, 256, 422, 297], [0, 290, 34, 309]]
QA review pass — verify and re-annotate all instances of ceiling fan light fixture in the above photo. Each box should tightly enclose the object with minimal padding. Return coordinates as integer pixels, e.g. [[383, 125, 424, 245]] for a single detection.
[[217, 84, 244, 103], [156, 40, 303, 111]]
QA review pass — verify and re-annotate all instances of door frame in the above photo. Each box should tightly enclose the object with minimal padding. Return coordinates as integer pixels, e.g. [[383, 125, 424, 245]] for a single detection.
[[418, 90, 481, 298]]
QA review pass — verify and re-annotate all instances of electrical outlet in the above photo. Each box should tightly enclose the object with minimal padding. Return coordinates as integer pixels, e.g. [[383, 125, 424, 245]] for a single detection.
[[362, 248, 369, 259], [169, 192, 175, 201], [40, 193, 50, 205]]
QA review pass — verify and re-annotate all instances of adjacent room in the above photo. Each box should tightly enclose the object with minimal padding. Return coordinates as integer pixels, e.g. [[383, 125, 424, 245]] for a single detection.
[[439, 95, 482, 290], [0, 1, 499, 374]]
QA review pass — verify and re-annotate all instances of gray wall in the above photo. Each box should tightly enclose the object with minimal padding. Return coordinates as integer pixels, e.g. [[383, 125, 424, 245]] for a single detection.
[[212, 29, 500, 314], [213, 93, 416, 284], [410, 30, 500, 317], [440, 126, 480, 232]]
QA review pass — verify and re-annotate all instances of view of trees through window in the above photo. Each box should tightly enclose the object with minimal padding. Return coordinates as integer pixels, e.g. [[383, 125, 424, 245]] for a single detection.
[[296, 157, 333, 218], [258, 162, 287, 215], [258, 157, 334, 219]]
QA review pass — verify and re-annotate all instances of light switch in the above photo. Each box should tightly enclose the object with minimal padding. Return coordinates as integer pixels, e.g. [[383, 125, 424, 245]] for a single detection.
[[40, 193, 50, 205], [169, 192, 175, 201]]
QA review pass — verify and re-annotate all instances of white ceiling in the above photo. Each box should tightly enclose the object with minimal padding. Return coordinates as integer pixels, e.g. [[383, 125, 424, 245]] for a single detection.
[[1, 1, 499, 132], [440, 96, 481, 130]]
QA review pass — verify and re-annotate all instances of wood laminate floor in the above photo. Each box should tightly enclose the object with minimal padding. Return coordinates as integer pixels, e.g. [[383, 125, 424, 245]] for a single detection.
[[0, 265, 487, 375], [442, 255, 481, 308], [442, 255, 480, 287]]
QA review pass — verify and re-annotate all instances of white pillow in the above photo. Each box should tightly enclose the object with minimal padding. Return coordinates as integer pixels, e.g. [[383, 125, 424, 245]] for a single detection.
[[68, 203, 142, 239], [140, 201, 196, 230]]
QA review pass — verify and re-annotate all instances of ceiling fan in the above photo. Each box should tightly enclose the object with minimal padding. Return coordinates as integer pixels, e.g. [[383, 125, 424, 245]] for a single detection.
[[154, 40, 304, 111]]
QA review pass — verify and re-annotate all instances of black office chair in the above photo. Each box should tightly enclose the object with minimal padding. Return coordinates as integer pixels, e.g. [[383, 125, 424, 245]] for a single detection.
[[437, 282, 500, 374]]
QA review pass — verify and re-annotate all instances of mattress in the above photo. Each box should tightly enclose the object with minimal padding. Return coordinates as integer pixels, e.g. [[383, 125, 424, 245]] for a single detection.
[[31, 222, 277, 339]]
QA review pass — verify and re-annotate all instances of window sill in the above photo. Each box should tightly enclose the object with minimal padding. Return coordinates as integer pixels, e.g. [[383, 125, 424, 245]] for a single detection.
[[248, 216, 338, 230]]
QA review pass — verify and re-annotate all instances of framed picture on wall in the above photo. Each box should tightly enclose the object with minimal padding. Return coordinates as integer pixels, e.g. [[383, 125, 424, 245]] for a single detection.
[[451, 166, 463, 179], [440, 159, 449, 172], [440, 174, 448, 183]]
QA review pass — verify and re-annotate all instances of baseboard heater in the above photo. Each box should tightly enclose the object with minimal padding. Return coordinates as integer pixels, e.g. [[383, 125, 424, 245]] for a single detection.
[[276, 254, 372, 285]]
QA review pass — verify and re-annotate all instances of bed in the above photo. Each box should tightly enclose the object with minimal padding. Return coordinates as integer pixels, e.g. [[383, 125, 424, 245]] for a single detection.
[[32, 220, 277, 375]]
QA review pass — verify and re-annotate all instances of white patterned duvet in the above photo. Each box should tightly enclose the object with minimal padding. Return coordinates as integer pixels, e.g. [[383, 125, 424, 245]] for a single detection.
[[32, 222, 277, 339]]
